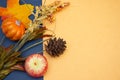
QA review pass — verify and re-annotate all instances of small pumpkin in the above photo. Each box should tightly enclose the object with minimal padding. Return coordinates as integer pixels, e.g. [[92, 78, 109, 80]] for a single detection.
[[1, 17, 25, 40]]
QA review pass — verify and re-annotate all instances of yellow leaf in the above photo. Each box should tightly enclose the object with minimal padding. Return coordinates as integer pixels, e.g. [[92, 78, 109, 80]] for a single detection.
[[8, 4, 34, 27], [0, 0, 34, 28]]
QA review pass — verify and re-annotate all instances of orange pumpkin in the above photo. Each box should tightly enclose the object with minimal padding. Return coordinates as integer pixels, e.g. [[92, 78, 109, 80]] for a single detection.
[[1, 17, 25, 40]]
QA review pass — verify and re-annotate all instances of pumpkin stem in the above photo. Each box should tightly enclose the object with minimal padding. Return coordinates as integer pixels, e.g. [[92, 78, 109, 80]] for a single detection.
[[16, 20, 21, 26]]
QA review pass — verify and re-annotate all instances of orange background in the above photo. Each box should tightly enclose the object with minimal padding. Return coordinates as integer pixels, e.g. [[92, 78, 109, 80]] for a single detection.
[[43, 0, 120, 80]]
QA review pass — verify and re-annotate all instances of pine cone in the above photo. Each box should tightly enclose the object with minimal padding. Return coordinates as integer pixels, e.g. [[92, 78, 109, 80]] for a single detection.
[[45, 37, 66, 57]]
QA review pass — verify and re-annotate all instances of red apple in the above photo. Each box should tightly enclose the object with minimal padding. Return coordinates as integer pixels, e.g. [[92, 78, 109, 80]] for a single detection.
[[25, 53, 48, 77]]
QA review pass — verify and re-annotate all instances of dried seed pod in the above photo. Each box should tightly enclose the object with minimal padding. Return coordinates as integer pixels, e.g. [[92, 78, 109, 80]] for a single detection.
[[45, 37, 66, 57]]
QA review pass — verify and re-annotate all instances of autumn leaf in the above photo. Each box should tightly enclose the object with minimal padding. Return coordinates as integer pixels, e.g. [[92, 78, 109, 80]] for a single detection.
[[0, 0, 34, 28]]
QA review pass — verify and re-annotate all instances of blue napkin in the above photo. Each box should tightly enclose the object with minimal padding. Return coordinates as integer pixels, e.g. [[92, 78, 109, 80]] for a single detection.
[[0, 0, 43, 80]]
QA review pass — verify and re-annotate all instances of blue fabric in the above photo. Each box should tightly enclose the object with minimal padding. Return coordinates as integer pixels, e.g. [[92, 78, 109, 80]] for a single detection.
[[0, 0, 43, 80]]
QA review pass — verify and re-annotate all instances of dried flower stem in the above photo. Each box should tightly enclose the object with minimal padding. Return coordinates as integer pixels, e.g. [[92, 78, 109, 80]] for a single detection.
[[21, 38, 49, 53]]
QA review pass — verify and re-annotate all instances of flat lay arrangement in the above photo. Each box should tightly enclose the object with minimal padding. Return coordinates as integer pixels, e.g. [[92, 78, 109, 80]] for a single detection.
[[0, 0, 69, 80]]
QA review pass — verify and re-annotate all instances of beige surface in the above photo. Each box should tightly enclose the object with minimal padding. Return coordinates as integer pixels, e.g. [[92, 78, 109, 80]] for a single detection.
[[43, 0, 120, 80]]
